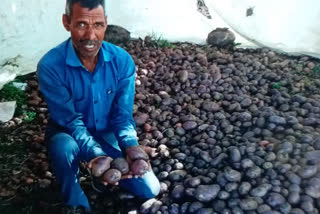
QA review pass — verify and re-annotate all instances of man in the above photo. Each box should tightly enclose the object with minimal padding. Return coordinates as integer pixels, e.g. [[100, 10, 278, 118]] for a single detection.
[[37, 0, 160, 213]]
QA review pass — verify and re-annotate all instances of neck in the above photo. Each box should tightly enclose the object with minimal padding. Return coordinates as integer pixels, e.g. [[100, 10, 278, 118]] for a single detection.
[[80, 56, 98, 72]]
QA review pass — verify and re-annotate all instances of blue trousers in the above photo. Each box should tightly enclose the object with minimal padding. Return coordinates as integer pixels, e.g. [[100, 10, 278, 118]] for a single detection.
[[47, 130, 160, 210]]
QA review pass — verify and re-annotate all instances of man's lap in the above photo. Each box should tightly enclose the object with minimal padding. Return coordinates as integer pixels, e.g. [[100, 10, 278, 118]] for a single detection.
[[46, 127, 160, 198]]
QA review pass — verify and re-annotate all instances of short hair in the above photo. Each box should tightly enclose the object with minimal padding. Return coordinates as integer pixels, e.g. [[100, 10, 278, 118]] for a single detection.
[[65, 0, 105, 17]]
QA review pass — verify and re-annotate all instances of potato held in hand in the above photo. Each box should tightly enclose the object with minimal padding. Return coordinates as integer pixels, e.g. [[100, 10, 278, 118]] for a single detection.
[[91, 156, 111, 177], [131, 159, 149, 175], [126, 146, 149, 161], [111, 157, 129, 174], [103, 169, 122, 184]]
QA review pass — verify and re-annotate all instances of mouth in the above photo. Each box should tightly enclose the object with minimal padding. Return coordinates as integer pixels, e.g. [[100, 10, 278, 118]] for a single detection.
[[85, 44, 95, 49], [80, 40, 101, 52], [84, 44, 96, 51]]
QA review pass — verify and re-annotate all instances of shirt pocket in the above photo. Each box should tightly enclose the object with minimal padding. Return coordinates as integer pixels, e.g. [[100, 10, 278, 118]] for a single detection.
[[106, 87, 115, 101], [105, 87, 116, 112]]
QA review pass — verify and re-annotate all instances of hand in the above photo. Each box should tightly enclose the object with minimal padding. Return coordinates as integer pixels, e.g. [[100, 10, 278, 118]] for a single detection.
[[125, 146, 153, 178], [87, 156, 113, 177], [140, 145, 158, 158]]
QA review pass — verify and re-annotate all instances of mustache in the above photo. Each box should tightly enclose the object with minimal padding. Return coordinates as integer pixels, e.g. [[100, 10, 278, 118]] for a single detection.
[[80, 40, 101, 45]]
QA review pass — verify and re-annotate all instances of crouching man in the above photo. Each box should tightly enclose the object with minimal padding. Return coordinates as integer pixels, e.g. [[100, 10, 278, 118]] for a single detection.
[[37, 0, 160, 213]]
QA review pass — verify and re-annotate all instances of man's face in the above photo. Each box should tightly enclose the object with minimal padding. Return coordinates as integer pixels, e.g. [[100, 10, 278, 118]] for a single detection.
[[63, 3, 107, 60]]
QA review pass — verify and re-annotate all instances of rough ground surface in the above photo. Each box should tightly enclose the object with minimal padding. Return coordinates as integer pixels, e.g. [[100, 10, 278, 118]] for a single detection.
[[1, 39, 320, 214]]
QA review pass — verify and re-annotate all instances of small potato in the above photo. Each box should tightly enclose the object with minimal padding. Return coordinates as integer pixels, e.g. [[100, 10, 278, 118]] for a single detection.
[[111, 158, 129, 174], [126, 146, 149, 161], [103, 169, 122, 184], [131, 159, 149, 175], [91, 156, 111, 177]]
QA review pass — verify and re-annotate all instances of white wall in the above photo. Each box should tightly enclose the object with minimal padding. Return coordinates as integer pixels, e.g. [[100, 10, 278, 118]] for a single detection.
[[208, 0, 320, 58], [1, 0, 320, 89], [105, 0, 256, 47], [0, 0, 68, 89]]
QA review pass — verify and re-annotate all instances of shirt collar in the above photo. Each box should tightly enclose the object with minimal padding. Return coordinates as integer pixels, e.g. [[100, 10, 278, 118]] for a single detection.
[[66, 38, 112, 67]]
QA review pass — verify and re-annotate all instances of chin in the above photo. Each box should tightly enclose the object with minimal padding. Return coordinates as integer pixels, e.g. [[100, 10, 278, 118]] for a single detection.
[[80, 50, 99, 58]]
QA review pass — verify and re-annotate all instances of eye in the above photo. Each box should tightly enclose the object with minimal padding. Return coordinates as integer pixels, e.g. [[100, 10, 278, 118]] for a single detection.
[[95, 23, 104, 28], [78, 22, 86, 28]]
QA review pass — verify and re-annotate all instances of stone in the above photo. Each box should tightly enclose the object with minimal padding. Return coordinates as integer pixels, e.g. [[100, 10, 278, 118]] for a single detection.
[[104, 25, 130, 44], [207, 28, 235, 47]]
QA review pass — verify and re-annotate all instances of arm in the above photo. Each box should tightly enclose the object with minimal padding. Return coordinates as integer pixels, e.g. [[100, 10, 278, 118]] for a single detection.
[[37, 62, 106, 161], [109, 52, 139, 152]]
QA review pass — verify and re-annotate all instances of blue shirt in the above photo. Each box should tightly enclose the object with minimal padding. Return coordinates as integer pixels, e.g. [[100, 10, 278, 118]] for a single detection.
[[37, 38, 138, 160]]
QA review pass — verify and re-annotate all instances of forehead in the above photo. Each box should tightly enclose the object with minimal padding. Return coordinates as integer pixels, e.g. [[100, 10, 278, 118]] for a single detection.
[[71, 3, 105, 20]]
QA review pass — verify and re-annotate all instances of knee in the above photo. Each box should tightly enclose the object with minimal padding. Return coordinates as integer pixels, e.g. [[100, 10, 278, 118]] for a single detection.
[[140, 174, 160, 199], [49, 133, 79, 161]]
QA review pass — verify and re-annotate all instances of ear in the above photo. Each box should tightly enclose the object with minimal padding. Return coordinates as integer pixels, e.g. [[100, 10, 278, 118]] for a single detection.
[[104, 16, 108, 30], [62, 14, 71, 32]]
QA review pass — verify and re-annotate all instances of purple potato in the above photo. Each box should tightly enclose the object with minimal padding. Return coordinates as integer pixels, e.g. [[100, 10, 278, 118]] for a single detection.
[[131, 159, 149, 175], [103, 169, 122, 184], [91, 156, 111, 177], [126, 146, 149, 161], [111, 157, 130, 174]]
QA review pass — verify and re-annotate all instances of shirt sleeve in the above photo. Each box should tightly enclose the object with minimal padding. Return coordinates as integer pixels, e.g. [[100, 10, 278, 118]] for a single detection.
[[37, 61, 107, 161], [109, 51, 139, 151]]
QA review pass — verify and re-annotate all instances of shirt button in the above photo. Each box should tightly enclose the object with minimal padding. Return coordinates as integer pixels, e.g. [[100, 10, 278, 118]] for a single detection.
[[96, 119, 99, 123], [94, 100, 98, 104]]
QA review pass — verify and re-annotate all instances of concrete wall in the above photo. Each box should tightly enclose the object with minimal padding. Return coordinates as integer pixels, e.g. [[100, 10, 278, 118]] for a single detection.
[[0, 0, 68, 89]]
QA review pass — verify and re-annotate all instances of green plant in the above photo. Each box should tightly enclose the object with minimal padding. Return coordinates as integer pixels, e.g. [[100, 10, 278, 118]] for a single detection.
[[22, 111, 36, 123], [233, 42, 242, 47], [148, 32, 175, 48], [0, 82, 27, 115], [312, 65, 320, 78], [271, 82, 282, 89]]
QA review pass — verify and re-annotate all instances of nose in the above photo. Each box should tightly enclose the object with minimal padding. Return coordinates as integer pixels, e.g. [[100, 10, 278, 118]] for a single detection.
[[85, 26, 96, 40]]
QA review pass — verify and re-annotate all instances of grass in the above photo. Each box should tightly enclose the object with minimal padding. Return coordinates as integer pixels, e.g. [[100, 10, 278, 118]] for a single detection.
[[295, 64, 320, 79], [0, 135, 47, 214], [311, 64, 320, 78], [0, 135, 28, 177], [148, 32, 175, 48], [22, 111, 37, 123], [0, 184, 61, 214], [0, 74, 37, 122], [0, 82, 27, 116], [271, 82, 282, 89], [233, 42, 242, 48]]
